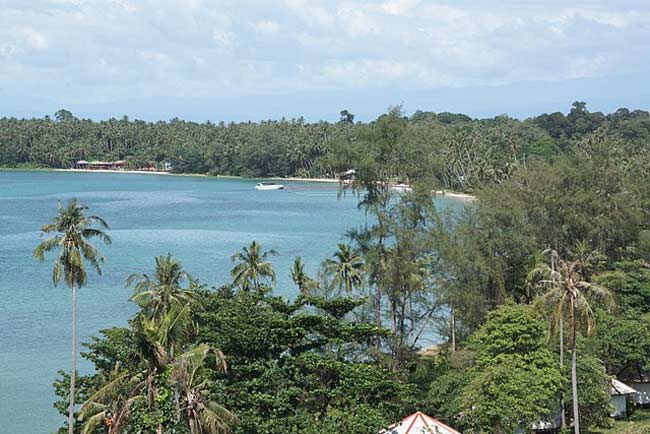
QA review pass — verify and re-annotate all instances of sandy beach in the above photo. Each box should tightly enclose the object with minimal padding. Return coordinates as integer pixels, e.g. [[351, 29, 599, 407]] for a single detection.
[[55, 168, 341, 182], [56, 168, 176, 176], [52, 168, 476, 199], [435, 190, 477, 201]]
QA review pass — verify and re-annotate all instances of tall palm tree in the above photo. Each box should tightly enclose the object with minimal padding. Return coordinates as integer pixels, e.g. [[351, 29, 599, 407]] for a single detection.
[[230, 241, 277, 291], [126, 254, 196, 322], [171, 344, 237, 434], [528, 249, 566, 428], [34, 198, 111, 434], [290, 256, 310, 296], [535, 251, 614, 434], [324, 243, 364, 295]]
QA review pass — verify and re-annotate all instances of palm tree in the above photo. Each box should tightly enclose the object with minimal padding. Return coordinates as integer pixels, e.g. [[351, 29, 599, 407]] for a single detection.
[[290, 256, 310, 296], [535, 250, 614, 434], [324, 243, 364, 295], [34, 198, 111, 434], [126, 254, 196, 322], [132, 304, 194, 371], [528, 249, 566, 428], [78, 369, 144, 434], [132, 304, 195, 434], [230, 241, 277, 291], [171, 344, 237, 434]]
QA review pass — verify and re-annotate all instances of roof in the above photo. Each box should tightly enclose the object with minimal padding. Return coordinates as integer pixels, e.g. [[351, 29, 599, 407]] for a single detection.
[[380, 412, 461, 434], [417, 345, 441, 357], [611, 378, 637, 395]]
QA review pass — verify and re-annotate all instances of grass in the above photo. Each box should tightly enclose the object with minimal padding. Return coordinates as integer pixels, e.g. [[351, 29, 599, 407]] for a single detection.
[[588, 410, 650, 434]]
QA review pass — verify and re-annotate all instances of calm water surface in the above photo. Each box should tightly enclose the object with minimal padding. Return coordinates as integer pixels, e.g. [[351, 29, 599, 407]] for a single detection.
[[0, 170, 460, 433]]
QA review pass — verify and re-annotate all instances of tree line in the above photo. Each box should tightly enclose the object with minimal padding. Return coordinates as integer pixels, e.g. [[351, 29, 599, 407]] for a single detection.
[[4, 102, 650, 191]]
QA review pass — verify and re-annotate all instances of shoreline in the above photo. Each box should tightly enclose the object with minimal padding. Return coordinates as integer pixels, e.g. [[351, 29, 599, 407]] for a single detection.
[[54, 168, 341, 183], [436, 190, 476, 201], [2, 167, 476, 199]]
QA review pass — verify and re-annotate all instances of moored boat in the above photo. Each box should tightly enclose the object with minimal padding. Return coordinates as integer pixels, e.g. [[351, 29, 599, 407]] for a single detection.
[[391, 183, 412, 192], [255, 182, 285, 191]]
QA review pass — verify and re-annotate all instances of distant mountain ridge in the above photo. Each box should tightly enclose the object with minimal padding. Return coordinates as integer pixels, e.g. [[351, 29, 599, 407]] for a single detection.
[[1, 72, 648, 122]]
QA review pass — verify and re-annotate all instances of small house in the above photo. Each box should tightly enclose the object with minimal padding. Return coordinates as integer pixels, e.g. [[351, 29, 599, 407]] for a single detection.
[[379, 411, 461, 434], [88, 161, 113, 170], [610, 378, 637, 418], [339, 169, 356, 186]]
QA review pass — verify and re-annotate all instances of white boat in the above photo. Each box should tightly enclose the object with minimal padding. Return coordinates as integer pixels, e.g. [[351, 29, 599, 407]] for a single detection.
[[255, 182, 285, 191], [391, 183, 412, 192]]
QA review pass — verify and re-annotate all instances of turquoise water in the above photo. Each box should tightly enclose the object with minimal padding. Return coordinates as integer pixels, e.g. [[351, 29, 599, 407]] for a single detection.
[[0, 170, 460, 433]]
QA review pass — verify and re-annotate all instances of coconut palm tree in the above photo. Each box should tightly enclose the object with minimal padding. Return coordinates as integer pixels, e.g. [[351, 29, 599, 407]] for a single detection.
[[324, 243, 364, 295], [171, 344, 237, 434], [528, 249, 566, 428], [290, 256, 311, 296], [535, 250, 614, 434], [34, 198, 111, 434], [131, 304, 196, 434], [230, 241, 277, 291], [132, 304, 194, 371], [126, 254, 196, 322], [78, 369, 144, 434]]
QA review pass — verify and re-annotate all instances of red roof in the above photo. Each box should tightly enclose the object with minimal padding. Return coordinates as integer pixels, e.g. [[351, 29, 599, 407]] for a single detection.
[[380, 411, 461, 434]]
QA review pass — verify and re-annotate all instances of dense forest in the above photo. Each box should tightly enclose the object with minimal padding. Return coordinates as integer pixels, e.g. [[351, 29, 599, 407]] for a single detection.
[[4, 102, 650, 192], [26, 102, 650, 433]]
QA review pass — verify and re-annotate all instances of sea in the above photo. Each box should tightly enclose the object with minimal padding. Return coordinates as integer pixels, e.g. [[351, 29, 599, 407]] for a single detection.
[[0, 170, 461, 433]]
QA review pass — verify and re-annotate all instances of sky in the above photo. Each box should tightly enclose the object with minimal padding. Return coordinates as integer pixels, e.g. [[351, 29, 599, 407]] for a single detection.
[[0, 0, 649, 121]]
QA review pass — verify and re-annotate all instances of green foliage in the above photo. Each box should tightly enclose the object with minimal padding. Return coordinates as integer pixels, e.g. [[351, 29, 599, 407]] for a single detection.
[[426, 352, 473, 428], [462, 353, 561, 434], [196, 288, 416, 434], [596, 263, 650, 313], [8, 102, 647, 193], [468, 303, 549, 361], [38, 99, 650, 432], [34, 198, 112, 289], [81, 327, 136, 373], [586, 310, 650, 379], [461, 305, 563, 433], [565, 353, 612, 431]]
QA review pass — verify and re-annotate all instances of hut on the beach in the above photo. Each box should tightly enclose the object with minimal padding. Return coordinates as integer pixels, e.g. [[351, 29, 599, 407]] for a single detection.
[[379, 411, 460, 434], [610, 378, 637, 418]]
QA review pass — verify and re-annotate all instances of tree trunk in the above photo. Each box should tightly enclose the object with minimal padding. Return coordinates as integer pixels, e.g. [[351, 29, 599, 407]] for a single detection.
[[376, 282, 382, 354], [450, 305, 456, 353], [571, 307, 580, 434], [171, 345, 181, 421], [560, 318, 566, 429], [68, 284, 77, 434]]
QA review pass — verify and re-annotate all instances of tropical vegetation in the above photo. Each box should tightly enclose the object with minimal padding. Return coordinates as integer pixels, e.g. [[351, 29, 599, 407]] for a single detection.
[[27, 101, 650, 433]]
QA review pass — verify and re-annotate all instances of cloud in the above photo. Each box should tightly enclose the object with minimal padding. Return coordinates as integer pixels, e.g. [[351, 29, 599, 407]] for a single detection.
[[138, 49, 173, 65], [321, 58, 449, 86], [0, 0, 648, 107], [380, 0, 420, 16], [22, 28, 49, 50], [284, 0, 334, 27], [252, 20, 281, 34], [212, 29, 236, 48]]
